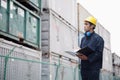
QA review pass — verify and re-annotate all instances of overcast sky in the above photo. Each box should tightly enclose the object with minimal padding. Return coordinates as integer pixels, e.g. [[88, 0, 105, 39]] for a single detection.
[[78, 0, 120, 55]]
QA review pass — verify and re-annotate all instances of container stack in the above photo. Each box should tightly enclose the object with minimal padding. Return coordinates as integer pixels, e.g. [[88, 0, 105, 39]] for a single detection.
[[0, 0, 113, 80], [0, 0, 42, 80], [41, 0, 80, 80]]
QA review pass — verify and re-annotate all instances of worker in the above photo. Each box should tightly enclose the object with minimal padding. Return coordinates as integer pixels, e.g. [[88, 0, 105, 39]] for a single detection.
[[77, 16, 104, 80]]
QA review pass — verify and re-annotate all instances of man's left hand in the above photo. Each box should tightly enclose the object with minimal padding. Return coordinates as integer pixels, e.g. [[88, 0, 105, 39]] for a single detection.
[[76, 54, 88, 60]]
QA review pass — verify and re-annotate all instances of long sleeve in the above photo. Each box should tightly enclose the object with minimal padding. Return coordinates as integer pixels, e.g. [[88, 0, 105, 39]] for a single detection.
[[88, 37, 104, 63]]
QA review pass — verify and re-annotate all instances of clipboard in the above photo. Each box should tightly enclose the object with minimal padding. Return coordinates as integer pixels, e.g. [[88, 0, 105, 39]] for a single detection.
[[76, 46, 94, 56]]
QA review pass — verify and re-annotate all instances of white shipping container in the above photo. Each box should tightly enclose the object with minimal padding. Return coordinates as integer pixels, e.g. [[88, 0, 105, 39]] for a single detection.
[[42, 0, 77, 28], [42, 53, 79, 80], [102, 47, 112, 72], [0, 38, 42, 80], [41, 11, 79, 80], [49, 11, 79, 60]]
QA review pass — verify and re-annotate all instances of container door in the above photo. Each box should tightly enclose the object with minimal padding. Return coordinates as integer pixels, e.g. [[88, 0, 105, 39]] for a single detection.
[[26, 12, 38, 44], [9, 2, 25, 38]]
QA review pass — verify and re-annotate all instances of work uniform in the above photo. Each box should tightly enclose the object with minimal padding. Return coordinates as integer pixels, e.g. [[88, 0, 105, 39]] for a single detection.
[[80, 32, 104, 80]]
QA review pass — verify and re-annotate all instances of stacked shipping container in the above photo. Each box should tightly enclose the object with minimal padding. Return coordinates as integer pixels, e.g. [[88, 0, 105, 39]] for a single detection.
[[0, 0, 42, 80], [41, 0, 80, 80], [0, 38, 42, 80]]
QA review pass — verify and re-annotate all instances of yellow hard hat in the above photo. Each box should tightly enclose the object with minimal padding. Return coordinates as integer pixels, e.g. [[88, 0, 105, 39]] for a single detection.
[[84, 16, 97, 26]]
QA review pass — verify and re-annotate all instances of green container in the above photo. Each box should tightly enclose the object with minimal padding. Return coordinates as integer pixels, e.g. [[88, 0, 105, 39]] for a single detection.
[[9, 2, 25, 38], [26, 12, 39, 45], [0, 0, 8, 32]]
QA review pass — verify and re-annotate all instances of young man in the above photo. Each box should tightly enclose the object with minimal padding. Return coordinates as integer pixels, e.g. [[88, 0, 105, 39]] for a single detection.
[[77, 16, 104, 80]]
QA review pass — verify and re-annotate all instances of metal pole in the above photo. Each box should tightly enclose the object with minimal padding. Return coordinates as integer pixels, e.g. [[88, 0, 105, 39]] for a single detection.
[[55, 55, 61, 80]]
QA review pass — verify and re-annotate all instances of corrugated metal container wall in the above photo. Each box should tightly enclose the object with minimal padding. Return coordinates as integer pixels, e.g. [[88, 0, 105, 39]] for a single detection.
[[102, 47, 112, 72], [51, 0, 77, 28], [45, 0, 77, 28], [98, 23, 111, 50], [50, 53, 78, 80], [41, 0, 78, 54], [41, 10, 79, 80], [77, 4, 99, 34], [41, 53, 79, 80], [9, 1, 25, 38], [49, 11, 78, 58], [0, 38, 41, 80], [0, 0, 8, 32]]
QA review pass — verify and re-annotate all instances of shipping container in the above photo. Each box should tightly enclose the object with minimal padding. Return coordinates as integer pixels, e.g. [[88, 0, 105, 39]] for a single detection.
[[49, 11, 78, 58], [102, 47, 113, 72], [41, 52, 79, 80], [41, 10, 78, 58], [0, 0, 8, 32], [41, 9, 79, 80], [42, 0, 77, 28], [0, 38, 41, 80], [9, 1, 25, 38], [0, 0, 41, 48]]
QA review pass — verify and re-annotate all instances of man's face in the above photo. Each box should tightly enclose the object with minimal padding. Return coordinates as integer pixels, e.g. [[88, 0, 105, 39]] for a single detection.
[[84, 21, 91, 32]]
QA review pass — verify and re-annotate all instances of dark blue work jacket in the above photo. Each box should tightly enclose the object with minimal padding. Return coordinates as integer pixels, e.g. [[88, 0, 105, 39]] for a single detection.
[[80, 32, 104, 70]]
